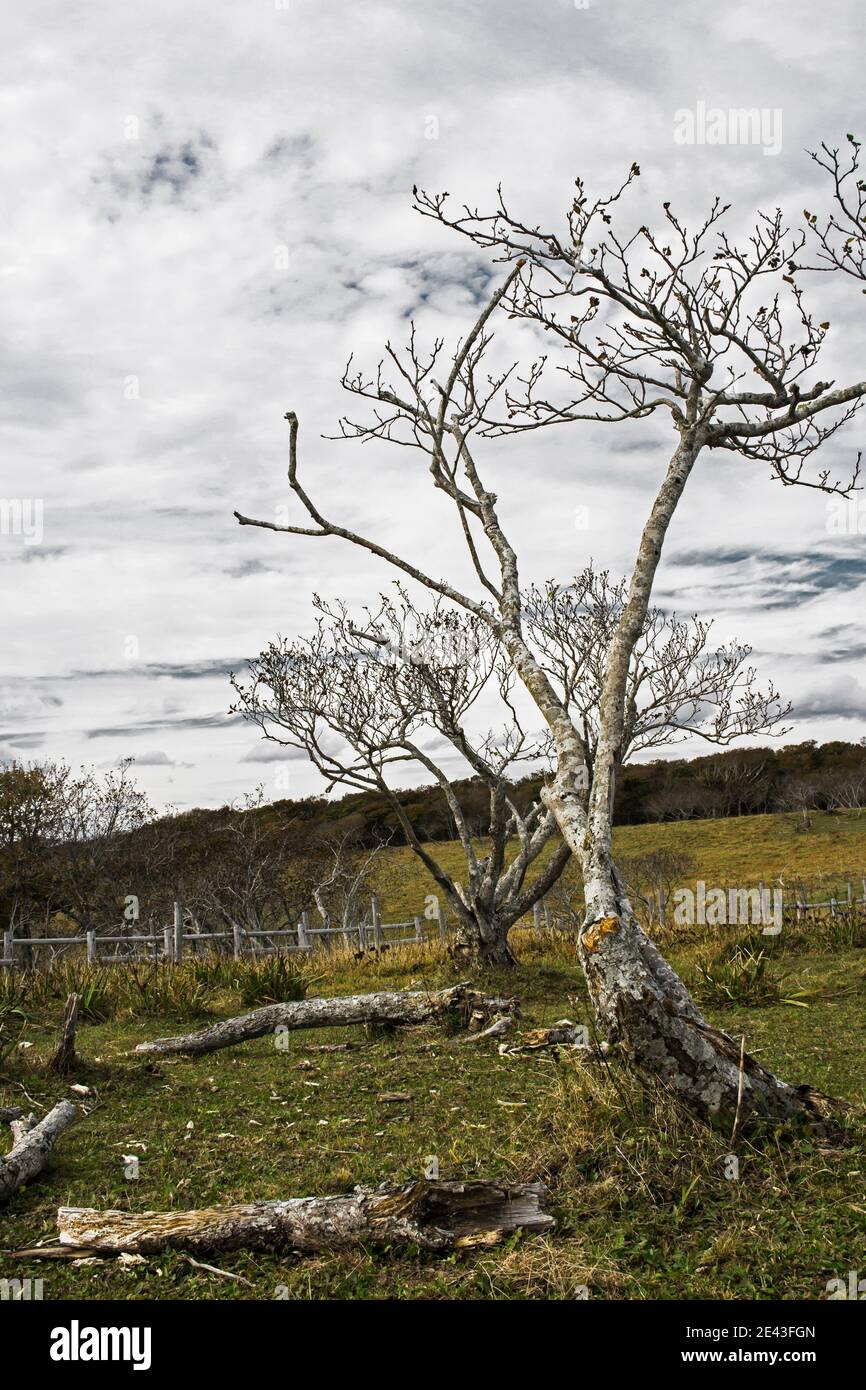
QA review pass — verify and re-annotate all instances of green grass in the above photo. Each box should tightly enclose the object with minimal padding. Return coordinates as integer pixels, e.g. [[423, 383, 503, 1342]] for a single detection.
[[370, 809, 866, 921], [1, 924, 864, 1302]]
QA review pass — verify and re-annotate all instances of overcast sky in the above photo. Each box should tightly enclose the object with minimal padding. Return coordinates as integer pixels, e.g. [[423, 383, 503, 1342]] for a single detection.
[[2, 0, 864, 811]]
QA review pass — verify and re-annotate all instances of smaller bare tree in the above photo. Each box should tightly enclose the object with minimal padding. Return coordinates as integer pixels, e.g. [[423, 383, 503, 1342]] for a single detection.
[[233, 590, 568, 966], [234, 574, 786, 967], [183, 790, 312, 952]]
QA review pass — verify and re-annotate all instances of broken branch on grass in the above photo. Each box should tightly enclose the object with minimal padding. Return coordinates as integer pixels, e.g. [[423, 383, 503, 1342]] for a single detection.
[[457, 1014, 515, 1044], [0, 1100, 78, 1203], [56, 1178, 553, 1255], [133, 983, 518, 1057]]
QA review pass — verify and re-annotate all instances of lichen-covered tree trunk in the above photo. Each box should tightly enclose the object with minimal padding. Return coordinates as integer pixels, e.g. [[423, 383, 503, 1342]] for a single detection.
[[451, 913, 517, 969], [542, 766, 813, 1126], [492, 432, 819, 1129]]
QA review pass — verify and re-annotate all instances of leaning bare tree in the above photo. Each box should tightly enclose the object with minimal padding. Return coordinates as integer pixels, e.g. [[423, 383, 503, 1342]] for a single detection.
[[233, 590, 570, 966], [235, 157, 865, 1125]]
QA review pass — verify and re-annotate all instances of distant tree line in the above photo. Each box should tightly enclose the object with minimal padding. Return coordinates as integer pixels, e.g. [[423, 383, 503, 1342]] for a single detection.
[[281, 738, 866, 845], [0, 763, 380, 944], [1, 739, 863, 942]]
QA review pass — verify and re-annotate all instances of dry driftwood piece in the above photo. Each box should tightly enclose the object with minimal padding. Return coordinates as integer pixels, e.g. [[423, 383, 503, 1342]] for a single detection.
[[516, 1020, 585, 1050], [57, 1178, 552, 1255], [48, 993, 80, 1076], [458, 1014, 514, 1045], [0, 1100, 78, 1202], [134, 983, 516, 1057]]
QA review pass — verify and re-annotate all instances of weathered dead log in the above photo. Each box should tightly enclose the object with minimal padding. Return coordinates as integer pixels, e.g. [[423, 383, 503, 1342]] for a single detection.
[[48, 993, 80, 1076], [0, 1100, 78, 1202], [57, 1178, 553, 1254], [134, 983, 517, 1057]]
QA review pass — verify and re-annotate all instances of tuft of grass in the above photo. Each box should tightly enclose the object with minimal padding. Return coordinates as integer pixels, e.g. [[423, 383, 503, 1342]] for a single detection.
[[0, 1001, 27, 1066], [694, 943, 784, 1009], [236, 954, 315, 1008]]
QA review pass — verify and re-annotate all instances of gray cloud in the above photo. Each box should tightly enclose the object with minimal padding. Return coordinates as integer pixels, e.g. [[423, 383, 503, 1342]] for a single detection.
[[85, 713, 241, 739], [2, 0, 864, 808], [240, 741, 308, 763]]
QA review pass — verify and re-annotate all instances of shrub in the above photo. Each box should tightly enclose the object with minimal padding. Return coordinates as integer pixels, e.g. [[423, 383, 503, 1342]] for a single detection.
[[694, 943, 784, 1008]]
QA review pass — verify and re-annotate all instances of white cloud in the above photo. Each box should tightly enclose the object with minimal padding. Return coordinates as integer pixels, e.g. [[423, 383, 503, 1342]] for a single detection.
[[2, 0, 864, 807]]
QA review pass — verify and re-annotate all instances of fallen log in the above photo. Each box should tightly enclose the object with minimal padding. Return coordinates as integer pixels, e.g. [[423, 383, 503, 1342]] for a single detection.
[[57, 1178, 552, 1254], [0, 1100, 78, 1202], [134, 982, 517, 1057], [48, 993, 80, 1076]]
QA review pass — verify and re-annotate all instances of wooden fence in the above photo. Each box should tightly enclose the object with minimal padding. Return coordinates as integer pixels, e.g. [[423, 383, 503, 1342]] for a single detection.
[[0, 895, 447, 969], [643, 878, 866, 926], [4, 878, 863, 969]]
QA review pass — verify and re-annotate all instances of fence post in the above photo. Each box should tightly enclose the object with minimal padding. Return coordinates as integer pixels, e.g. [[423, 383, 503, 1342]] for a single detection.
[[86, 931, 96, 964], [543, 900, 552, 932], [414, 915, 422, 943], [233, 923, 242, 959], [658, 889, 667, 924], [372, 894, 382, 949], [2, 930, 12, 966], [532, 902, 541, 938], [298, 911, 309, 952], [436, 898, 445, 942], [173, 902, 184, 962]]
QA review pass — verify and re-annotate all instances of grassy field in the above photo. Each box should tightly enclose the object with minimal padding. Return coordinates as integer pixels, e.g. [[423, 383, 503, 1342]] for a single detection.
[[1, 811, 865, 1302], [370, 809, 866, 921]]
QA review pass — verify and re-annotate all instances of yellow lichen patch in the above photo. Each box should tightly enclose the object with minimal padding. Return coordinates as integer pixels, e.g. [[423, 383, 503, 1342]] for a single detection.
[[582, 916, 620, 953]]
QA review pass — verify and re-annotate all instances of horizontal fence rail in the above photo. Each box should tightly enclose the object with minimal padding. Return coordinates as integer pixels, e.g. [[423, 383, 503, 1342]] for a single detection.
[[643, 878, 866, 925], [1, 895, 447, 968], [3, 879, 864, 970]]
